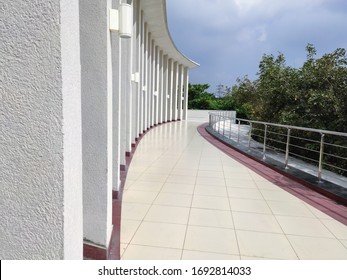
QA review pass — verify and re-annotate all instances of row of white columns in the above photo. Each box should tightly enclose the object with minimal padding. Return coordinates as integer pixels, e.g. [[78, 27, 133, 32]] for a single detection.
[[131, 0, 190, 146], [81, 0, 191, 256]]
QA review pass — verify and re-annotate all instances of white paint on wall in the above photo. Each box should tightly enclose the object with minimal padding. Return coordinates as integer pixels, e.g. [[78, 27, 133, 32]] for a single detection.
[[0, 0, 65, 259]]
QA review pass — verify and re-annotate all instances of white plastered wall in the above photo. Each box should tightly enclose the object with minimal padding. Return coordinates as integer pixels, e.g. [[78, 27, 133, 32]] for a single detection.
[[0, 0, 83, 259]]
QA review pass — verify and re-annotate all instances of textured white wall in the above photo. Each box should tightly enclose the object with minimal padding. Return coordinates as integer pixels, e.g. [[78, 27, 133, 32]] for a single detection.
[[0, 0, 65, 259]]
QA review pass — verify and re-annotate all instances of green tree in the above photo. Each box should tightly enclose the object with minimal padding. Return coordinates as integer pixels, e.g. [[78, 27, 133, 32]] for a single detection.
[[188, 83, 220, 110]]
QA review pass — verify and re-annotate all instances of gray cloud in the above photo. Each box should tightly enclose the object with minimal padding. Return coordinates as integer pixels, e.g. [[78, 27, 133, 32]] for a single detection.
[[166, 0, 347, 92]]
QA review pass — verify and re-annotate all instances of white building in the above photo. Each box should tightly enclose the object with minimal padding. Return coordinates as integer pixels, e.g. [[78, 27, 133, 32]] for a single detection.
[[0, 0, 198, 259]]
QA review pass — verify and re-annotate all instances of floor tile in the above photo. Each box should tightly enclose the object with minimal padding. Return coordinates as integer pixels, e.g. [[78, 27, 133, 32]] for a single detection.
[[228, 198, 272, 214], [233, 212, 283, 233], [122, 190, 158, 204], [154, 193, 193, 207], [137, 173, 168, 183], [120, 243, 128, 258], [319, 219, 347, 239], [161, 182, 195, 195], [276, 216, 335, 238], [224, 173, 253, 180], [144, 205, 190, 225], [194, 184, 228, 197], [267, 200, 315, 217], [199, 164, 223, 172], [189, 208, 234, 228], [287, 235, 347, 259], [182, 250, 240, 260], [225, 179, 258, 189], [166, 175, 196, 184], [223, 167, 250, 176], [255, 181, 281, 190], [121, 203, 151, 221], [240, 255, 274, 260], [128, 180, 164, 192], [192, 195, 230, 211], [124, 179, 136, 190], [170, 169, 198, 176], [236, 230, 298, 259], [184, 226, 239, 255], [122, 245, 182, 260], [227, 187, 263, 200], [197, 170, 224, 178], [121, 220, 141, 244], [260, 189, 298, 201], [145, 166, 173, 175], [131, 222, 186, 249], [195, 176, 226, 187]]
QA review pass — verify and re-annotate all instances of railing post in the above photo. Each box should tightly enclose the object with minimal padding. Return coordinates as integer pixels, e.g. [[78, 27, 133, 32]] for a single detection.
[[229, 116, 232, 139], [237, 119, 240, 143], [263, 124, 267, 160], [318, 133, 325, 182], [248, 122, 252, 150], [213, 114, 216, 131], [218, 115, 221, 134], [214, 115, 216, 131], [222, 117, 226, 136], [284, 128, 291, 169]]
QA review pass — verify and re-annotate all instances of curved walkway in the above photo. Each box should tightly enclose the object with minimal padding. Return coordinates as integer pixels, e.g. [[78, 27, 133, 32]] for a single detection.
[[120, 120, 347, 260]]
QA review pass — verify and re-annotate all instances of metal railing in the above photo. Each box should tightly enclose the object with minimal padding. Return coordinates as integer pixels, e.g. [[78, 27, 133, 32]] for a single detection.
[[209, 112, 347, 182]]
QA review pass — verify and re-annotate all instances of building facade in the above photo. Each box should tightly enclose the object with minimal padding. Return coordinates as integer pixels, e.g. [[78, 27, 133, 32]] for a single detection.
[[0, 0, 198, 259]]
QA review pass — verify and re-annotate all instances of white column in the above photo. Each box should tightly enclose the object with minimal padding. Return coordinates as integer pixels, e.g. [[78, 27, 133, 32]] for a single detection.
[[132, 0, 140, 143], [111, 0, 120, 193], [143, 24, 148, 132], [167, 58, 173, 121], [125, 33, 133, 154], [152, 43, 158, 126], [163, 55, 169, 122], [147, 34, 152, 129], [183, 66, 190, 120], [178, 64, 183, 120], [80, 0, 113, 249], [120, 38, 131, 168], [148, 38, 153, 127], [62, 0, 83, 259], [172, 61, 178, 120], [0, 0, 83, 260], [158, 50, 164, 124], [139, 10, 145, 136]]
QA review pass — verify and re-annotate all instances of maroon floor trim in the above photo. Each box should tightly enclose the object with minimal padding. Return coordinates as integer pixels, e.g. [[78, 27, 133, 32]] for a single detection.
[[198, 123, 347, 226]]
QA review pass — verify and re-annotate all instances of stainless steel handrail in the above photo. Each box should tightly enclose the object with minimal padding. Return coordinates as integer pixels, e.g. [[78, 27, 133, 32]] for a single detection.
[[209, 112, 347, 182]]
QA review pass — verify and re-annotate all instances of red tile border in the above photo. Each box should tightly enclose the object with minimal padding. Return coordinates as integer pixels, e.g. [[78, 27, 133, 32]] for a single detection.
[[83, 243, 107, 260], [198, 123, 347, 226]]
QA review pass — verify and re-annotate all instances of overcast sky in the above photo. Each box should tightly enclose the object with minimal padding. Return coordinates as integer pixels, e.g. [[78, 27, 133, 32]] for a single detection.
[[166, 0, 347, 93]]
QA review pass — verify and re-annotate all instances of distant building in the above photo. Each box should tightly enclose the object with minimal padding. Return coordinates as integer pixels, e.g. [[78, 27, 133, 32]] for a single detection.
[[0, 0, 198, 259]]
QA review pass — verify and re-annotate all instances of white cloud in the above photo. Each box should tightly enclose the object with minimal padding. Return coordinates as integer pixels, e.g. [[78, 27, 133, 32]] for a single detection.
[[166, 0, 347, 90]]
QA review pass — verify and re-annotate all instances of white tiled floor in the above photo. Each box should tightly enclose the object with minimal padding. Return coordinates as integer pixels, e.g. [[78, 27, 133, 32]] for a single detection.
[[121, 120, 347, 259]]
